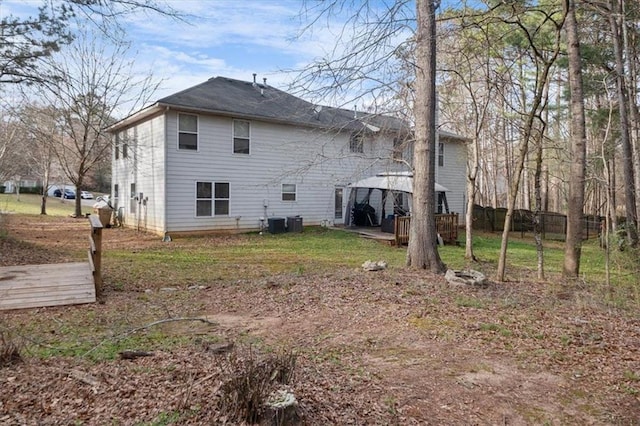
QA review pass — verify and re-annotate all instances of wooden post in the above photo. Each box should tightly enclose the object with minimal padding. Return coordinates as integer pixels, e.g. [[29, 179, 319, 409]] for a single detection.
[[88, 215, 103, 296]]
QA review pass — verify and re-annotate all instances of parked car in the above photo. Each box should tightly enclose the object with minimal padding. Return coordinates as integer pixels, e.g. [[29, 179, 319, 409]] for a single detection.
[[80, 191, 93, 199], [62, 189, 76, 199], [53, 189, 62, 197]]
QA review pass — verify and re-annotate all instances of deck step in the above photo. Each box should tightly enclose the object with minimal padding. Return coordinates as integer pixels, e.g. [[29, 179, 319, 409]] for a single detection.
[[0, 262, 96, 311]]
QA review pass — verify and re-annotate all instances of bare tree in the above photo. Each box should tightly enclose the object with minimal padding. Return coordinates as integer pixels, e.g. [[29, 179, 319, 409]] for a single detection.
[[407, 0, 446, 272], [494, 4, 566, 282], [294, 1, 445, 272], [563, 0, 588, 277], [438, 12, 496, 262], [0, 0, 182, 85], [0, 107, 29, 189], [30, 27, 159, 217], [607, 0, 639, 247], [18, 105, 62, 215]]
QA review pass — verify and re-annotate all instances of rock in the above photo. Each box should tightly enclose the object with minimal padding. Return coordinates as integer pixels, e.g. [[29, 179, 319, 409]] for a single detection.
[[362, 260, 387, 271], [205, 342, 234, 355], [445, 269, 487, 288], [187, 285, 207, 290], [160, 287, 178, 292]]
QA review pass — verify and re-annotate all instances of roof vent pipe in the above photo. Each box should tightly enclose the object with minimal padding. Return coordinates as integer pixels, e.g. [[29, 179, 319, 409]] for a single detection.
[[252, 73, 257, 87], [354, 105, 357, 119], [263, 77, 267, 87]]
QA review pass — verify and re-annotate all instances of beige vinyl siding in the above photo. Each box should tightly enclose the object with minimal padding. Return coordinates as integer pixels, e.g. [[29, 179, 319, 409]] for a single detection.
[[164, 111, 405, 232]]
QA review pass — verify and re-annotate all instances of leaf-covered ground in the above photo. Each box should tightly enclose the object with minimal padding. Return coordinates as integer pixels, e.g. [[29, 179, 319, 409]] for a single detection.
[[1, 215, 639, 425]]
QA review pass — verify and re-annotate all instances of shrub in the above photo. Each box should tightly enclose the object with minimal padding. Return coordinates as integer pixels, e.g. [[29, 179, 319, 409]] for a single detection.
[[0, 330, 22, 368]]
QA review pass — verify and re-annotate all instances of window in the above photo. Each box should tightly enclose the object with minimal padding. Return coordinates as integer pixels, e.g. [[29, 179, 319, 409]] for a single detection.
[[196, 182, 212, 216], [196, 182, 229, 216], [334, 188, 343, 219], [122, 135, 128, 159], [350, 132, 363, 153], [130, 183, 136, 214], [115, 134, 120, 160], [214, 183, 230, 215], [114, 184, 119, 199], [282, 184, 296, 201], [392, 137, 403, 161], [178, 113, 198, 150], [437, 192, 449, 214], [233, 120, 250, 154], [438, 142, 444, 167]]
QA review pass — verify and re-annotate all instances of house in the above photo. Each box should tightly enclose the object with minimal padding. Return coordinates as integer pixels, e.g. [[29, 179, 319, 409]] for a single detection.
[[108, 76, 467, 237], [2, 178, 40, 194]]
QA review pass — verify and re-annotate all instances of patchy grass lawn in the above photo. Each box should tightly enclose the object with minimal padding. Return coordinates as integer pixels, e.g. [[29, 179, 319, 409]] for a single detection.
[[1, 214, 639, 424], [0, 193, 93, 217]]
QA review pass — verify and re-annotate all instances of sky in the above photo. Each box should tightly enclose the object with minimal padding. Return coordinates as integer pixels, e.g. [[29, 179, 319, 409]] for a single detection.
[[1, 1, 328, 99], [1, 0, 469, 114]]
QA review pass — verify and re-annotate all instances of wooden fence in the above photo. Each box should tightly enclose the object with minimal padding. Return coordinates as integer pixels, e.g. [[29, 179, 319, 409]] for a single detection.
[[394, 213, 459, 246], [88, 215, 103, 296]]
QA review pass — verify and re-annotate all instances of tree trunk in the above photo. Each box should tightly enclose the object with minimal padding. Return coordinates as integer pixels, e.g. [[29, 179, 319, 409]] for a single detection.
[[563, 0, 587, 277], [406, 0, 446, 273], [534, 125, 545, 281], [620, 0, 640, 234], [465, 136, 479, 261], [609, 2, 639, 247]]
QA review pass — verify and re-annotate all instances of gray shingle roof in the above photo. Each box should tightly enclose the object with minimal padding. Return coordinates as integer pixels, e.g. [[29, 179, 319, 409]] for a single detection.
[[157, 76, 408, 134]]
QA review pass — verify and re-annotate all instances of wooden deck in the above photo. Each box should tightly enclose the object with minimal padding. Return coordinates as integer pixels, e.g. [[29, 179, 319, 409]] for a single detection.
[[0, 262, 96, 311], [343, 226, 395, 243], [342, 213, 460, 247]]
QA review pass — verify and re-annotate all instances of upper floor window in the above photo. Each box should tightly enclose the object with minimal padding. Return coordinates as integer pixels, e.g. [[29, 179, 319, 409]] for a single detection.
[[233, 120, 250, 154], [282, 184, 296, 201], [438, 142, 444, 167], [114, 134, 120, 160], [392, 137, 403, 161], [350, 132, 364, 153], [178, 113, 198, 150], [122, 134, 129, 158]]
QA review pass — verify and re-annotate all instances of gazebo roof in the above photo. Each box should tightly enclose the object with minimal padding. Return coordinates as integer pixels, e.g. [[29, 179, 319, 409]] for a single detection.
[[349, 172, 448, 193]]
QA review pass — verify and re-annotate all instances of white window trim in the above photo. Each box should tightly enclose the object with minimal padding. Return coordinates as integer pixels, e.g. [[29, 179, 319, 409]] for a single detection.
[[214, 182, 230, 216], [392, 137, 403, 161], [232, 119, 251, 155], [195, 181, 231, 217], [350, 132, 364, 154], [178, 113, 199, 151], [438, 142, 445, 167], [195, 181, 212, 217], [282, 183, 297, 202]]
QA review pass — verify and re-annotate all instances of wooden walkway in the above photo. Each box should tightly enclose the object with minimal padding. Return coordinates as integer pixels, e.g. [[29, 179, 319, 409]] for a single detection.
[[0, 262, 96, 311]]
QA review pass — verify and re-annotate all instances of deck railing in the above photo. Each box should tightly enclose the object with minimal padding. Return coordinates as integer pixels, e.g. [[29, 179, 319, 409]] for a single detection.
[[394, 213, 459, 246], [88, 215, 103, 296], [435, 213, 459, 244], [394, 216, 411, 246]]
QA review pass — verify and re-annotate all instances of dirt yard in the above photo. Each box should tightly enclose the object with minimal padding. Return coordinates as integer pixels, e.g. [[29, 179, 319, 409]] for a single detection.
[[1, 215, 639, 425]]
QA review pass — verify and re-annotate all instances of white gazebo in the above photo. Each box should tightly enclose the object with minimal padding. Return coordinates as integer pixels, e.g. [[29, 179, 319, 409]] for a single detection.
[[345, 172, 449, 230]]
